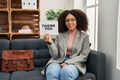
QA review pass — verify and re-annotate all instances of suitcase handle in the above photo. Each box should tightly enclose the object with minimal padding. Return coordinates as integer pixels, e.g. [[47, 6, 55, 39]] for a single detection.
[[12, 50, 26, 54]]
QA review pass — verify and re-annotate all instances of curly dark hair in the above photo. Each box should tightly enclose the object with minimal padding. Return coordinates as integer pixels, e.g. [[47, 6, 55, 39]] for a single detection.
[[58, 9, 88, 33]]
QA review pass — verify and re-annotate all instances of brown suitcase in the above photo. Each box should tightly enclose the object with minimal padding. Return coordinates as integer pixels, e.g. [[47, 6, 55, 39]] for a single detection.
[[2, 50, 34, 72]]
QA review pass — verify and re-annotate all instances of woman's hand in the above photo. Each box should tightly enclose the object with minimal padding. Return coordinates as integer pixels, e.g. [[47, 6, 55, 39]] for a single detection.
[[60, 62, 68, 68], [43, 34, 53, 44]]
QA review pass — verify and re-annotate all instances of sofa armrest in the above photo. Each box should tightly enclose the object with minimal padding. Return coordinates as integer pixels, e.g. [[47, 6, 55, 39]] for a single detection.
[[86, 50, 106, 80]]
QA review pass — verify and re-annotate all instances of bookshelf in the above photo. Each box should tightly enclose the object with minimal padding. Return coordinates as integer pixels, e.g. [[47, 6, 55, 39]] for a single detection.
[[0, 0, 40, 40]]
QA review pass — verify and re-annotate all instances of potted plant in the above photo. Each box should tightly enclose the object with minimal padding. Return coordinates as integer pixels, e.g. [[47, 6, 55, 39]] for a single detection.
[[45, 9, 64, 21]]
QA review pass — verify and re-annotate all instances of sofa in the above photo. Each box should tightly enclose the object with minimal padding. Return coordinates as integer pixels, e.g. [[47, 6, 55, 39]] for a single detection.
[[0, 39, 106, 80]]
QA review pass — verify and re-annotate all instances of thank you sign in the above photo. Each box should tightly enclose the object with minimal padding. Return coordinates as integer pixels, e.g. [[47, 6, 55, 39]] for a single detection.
[[40, 21, 58, 35]]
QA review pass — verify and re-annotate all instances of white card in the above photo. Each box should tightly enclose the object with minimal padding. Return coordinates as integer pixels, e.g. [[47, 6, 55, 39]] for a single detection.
[[40, 21, 58, 35]]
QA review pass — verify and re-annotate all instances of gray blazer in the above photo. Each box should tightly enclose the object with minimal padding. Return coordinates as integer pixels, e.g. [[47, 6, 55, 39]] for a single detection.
[[41, 30, 90, 75]]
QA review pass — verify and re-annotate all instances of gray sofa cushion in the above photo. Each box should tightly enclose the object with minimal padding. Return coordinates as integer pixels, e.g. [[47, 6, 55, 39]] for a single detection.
[[10, 39, 48, 50], [33, 49, 51, 67], [0, 39, 10, 51], [0, 71, 10, 80], [77, 72, 96, 80], [10, 68, 45, 80]]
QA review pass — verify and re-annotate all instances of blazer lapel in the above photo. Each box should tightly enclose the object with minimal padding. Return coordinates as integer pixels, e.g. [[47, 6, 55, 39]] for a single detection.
[[62, 30, 81, 55], [63, 32, 68, 55], [72, 30, 81, 54]]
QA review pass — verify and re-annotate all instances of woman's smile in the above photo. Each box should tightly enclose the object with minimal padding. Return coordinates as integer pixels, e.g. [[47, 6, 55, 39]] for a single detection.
[[65, 14, 77, 32]]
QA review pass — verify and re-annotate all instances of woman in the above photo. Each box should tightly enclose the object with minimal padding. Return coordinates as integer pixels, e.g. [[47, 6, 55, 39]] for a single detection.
[[42, 9, 90, 80]]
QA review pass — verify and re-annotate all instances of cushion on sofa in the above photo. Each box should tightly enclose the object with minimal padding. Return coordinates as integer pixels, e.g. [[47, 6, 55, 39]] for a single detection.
[[10, 68, 45, 80], [10, 39, 48, 50], [0, 39, 10, 51], [77, 72, 96, 80], [33, 50, 51, 67], [0, 71, 10, 80]]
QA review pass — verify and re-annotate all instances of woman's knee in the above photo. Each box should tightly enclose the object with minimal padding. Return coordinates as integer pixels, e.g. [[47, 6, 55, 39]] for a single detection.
[[60, 65, 79, 79], [46, 63, 61, 75], [60, 65, 73, 75]]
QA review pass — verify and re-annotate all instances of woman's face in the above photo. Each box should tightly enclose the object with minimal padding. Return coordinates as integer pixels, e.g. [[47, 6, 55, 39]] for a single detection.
[[65, 13, 77, 32]]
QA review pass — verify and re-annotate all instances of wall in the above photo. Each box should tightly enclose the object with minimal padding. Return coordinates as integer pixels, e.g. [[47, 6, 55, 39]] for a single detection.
[[116, 0, 120, 70], [40, 0, 84, 21], [98, 0, 120, 80], [74, 0, 85, 11], [40, 0, 70, 21]]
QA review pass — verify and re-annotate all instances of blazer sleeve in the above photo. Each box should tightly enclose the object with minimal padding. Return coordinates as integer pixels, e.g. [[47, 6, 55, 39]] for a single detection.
[[47, 36, 60, 59], [65, 34, 90, 64]]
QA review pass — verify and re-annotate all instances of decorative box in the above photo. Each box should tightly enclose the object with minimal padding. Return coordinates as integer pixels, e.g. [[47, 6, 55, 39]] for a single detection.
[[21, 0, 37, 9]]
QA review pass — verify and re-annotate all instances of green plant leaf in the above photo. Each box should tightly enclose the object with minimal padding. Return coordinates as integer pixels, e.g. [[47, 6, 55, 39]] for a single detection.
[[45, 9, 65, 21]]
